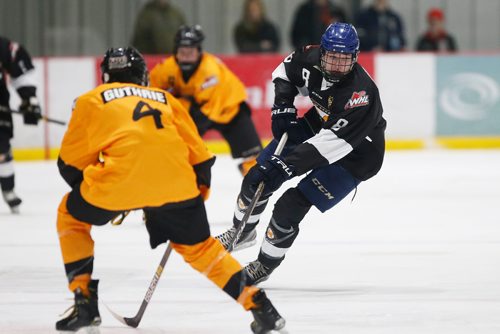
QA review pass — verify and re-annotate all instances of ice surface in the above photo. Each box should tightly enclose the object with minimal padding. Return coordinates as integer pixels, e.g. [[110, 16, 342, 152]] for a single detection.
[[1, 150, 500, 333]]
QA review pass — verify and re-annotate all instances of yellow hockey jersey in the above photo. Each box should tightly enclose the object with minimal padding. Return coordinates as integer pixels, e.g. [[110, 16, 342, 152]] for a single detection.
[[150, 52, 247, 124], [59, 82, 213, 211]]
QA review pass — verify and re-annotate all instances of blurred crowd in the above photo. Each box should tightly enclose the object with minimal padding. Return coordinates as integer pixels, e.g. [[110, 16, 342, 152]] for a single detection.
[[131, 0, 458, 55]]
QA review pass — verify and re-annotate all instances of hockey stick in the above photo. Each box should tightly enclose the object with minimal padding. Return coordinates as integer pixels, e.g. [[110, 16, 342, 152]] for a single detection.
[[105, 242, 173, 328], [228, 132, 288, 252], [0, 106, 66, 125]]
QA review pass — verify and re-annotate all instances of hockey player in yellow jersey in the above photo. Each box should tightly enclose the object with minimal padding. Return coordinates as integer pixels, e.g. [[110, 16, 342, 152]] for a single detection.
[[150, 25, 262, 175], [55, 47, 285, 333]]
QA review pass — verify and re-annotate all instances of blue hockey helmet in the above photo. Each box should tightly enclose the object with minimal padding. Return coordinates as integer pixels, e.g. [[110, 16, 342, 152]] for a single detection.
[[320, 23, 360, 82]]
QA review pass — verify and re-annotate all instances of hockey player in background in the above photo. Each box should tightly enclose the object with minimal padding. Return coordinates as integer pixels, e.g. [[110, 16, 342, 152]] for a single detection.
[[55, 47, 285, 333], [217, 23, 386, 284], [0, 36, 42, 213], [150, 25, 262, 176]]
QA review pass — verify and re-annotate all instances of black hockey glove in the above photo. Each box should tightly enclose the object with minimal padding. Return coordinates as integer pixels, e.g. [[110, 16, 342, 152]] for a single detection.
[[20, 97, 42, 125], [186, 97, 212, 136], [248, 154, 295, 196], [271, 105, 304, 145], [193, 156, 216, 201]]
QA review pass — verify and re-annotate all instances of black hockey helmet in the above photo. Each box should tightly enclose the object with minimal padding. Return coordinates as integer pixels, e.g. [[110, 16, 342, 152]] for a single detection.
[[174, 25, 205, 52], [100, 47, 148, 86]]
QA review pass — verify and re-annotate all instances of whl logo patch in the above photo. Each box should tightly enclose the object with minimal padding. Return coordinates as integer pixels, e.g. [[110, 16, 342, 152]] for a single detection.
[[345, 91, 369, 110]]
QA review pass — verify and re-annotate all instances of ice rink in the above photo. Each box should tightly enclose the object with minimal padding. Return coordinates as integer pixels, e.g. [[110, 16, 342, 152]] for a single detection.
[[1, 150, 500, 334]]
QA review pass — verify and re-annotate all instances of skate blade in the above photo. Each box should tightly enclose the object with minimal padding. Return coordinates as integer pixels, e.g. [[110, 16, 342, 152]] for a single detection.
[[232, 239, 257, 252], [56, 324, 101, 333], [250, 321, 288, 334], [10, 205, 20, 214], [82, 325, 102, 334]]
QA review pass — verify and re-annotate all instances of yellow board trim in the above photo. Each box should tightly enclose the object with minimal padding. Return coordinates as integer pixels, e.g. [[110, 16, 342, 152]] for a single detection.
[[436, 137, 500, 149], [11, 137, 500, 161], [385, 140, 425, 150], [12, 148, 60, 161]]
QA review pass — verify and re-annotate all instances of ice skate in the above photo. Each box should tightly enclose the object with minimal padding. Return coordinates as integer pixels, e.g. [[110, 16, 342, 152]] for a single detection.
[[250, 289, 286, 334], [56, 280, 101, 331], [215, 226, 257, 252], [2, 190, 22, 214], [245, 260, 276, 285]]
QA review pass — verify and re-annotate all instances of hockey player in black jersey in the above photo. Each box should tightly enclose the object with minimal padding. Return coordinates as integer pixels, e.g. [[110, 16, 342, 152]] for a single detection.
[[0, 36, 42, 213], [216, 22, 386, 284]]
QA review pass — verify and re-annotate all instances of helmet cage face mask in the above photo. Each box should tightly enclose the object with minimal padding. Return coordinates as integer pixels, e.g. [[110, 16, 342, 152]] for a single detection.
[[174, 25, 205, 72], [320, 48, 358, 82], [176, 46, 201, 72]]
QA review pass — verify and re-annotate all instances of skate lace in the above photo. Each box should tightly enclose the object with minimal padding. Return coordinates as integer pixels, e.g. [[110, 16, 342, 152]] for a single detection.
[[215, 227, 236, 249], [246, 261, 270, 281], [59, 304, 77, 318]]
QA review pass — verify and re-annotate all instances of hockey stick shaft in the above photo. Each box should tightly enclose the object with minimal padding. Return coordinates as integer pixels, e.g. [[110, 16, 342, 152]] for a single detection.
[[229, 133, 288, 252], [106, 242, 173, 328], [0, 107, 66, 125]]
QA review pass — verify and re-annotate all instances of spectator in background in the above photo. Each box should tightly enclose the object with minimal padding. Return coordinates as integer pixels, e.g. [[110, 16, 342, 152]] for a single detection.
[[416, 8, 457, 52], [234, 0, 280, 53], [131, 0, 186, 54], [291, 0, 347, 50], [355, 0, 405, 52]]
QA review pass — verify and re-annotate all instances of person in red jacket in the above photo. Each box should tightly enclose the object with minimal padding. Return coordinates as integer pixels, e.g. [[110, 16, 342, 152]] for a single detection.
[[416, 8, 457, 52]]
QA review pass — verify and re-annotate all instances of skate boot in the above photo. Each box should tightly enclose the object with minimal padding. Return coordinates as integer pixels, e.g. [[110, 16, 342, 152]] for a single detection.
[[2, 190, 22, 214], [250, 289, 286, 334], [215, 226, 257, 252], [56, 279, 101, 331], [245, 260, 278, 285]]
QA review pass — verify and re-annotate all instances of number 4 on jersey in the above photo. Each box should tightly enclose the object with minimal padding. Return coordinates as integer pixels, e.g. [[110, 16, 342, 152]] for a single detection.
[[133, 101, 164, 129]]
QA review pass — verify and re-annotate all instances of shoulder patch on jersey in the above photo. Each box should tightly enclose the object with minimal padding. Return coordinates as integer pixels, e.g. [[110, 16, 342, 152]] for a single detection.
[[201, 75, 218, 90], [345, 91, 369, 110]]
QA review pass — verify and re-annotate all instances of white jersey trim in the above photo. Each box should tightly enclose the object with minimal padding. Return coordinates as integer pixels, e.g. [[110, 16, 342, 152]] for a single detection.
[[271, 62, 288, 82], [272, 62, 309, 97], [11, 69, 37, 89], [305, 128, 353, 164], [0, 161, 14, 177]]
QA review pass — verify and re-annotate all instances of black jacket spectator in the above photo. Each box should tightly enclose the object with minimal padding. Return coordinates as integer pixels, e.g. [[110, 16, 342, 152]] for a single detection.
[[291, 0, 347, 50], [355, 0, 405, 52], [234, 0, 280, 53]]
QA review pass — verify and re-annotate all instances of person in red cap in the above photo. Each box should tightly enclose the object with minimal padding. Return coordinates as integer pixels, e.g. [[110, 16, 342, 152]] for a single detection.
[[416, 7, 457, 52]]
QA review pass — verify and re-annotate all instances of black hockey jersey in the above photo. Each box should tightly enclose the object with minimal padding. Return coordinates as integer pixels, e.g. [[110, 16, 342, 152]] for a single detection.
[[0, 36, 37, 138], [272, 46, 386, 181]]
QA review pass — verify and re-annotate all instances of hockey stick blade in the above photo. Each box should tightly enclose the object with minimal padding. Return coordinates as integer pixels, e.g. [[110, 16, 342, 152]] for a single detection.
[[105, 243, 173, 328], [104, 302, 138, 327], [229, 133, 288, 252]]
